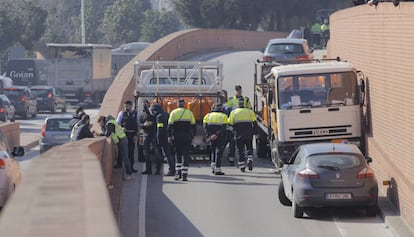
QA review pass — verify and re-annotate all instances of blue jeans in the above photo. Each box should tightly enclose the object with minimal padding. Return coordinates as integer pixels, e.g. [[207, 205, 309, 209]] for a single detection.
[[119, 137, 133, 175]]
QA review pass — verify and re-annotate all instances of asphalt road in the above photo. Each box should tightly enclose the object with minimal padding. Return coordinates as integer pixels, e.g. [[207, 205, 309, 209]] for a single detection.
[[129, 51, 396, 237]]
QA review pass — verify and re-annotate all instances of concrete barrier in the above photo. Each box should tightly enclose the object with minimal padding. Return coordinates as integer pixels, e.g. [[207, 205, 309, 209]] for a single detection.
[[0, 122, 20, 151], [329, 2, 414, 230], [0, 137, 120, 237]]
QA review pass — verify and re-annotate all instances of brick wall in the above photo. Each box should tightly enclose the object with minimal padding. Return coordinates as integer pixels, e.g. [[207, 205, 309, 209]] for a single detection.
[[329, 2, 414, 228]]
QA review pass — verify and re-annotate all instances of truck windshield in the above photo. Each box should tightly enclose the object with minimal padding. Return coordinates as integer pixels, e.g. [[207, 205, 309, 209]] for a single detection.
[[277, 72, 358, 109]]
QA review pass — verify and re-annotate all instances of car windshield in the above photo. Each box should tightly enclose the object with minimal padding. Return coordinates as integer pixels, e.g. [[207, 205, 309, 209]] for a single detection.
[[46, 118, 71, 131], [277, 71, 358, 109], [31, 89, 50, 97], [268, 43, 304, 54], [308, 153, 362, 170]]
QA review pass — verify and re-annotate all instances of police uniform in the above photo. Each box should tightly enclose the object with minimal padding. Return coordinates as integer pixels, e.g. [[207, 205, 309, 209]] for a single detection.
[[140, 104, 156, 174], [203, 103, 228, 175], [152, 104, 175, 176], [225, 85, 252, 165], [168, 99, 196, 181], [104, 118, 134, 176], [117, 108, 139, 171], [228, 98, 259, 172]]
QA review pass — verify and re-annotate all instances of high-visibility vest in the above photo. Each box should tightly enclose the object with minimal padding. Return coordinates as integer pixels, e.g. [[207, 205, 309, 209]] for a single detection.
[[226, 96, 251, 109], [168, 107, 196, 125], [203, 112, 228, 125], [228, 107, 256, 125], [106, 119, 126, 144]]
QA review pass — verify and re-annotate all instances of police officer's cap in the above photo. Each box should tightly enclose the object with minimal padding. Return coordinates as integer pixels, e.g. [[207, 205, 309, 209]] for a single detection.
[[235, 85, 242, 91], [178, 99, 185, 107]]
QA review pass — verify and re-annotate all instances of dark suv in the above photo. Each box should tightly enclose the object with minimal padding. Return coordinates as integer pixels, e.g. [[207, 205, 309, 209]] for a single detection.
[[3, 86, 37, 119], [31, 86, 67, 113]]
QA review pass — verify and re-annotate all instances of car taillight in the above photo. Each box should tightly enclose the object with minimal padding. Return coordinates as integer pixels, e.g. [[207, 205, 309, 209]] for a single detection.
[[263, 56, 272, 61], [296, 55, 309, 60], [357, 167, 375, 179], [85, 92, 92, 97], [41, 123, 46, 138], [0, 108, 4, 113], [297, 168, 319, 179], [20, 96, 27, 102], [48, 92, 53, 98], [0, 159, 5, 168]]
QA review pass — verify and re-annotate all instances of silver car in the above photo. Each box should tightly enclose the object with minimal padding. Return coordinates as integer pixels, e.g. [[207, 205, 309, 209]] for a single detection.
[[278, 143, 378, 218], [39, 115, 72, 153], [0, 142, 24, 210], [262, 38, 313, 62]]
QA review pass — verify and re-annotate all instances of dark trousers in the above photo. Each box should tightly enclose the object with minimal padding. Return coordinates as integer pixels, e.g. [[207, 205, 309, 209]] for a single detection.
[[210, 137, 225, 168], [126, 132, 137, 169], [157, 138, 175, 173], [236, 137, 253, 168], [225, 129, 236, 158], [174, 135, 192, 175], [144, 134, 159, 172]]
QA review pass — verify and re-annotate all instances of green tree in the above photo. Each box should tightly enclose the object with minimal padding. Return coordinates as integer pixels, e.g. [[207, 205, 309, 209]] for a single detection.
[[17, 0, 48, 50], [140, 10, 182, 42], [0, 2, 21, 52], [101, 0, 151, 44]]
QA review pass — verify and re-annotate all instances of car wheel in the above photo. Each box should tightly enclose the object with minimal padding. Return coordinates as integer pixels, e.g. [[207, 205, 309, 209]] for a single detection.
[[292, 193, 304, 218], [10, 113, 15, 122], [366, 205, 378, 217], [278, 180, 292, 206], [23, 108, 29, 119], [31, 108, 37, 118]]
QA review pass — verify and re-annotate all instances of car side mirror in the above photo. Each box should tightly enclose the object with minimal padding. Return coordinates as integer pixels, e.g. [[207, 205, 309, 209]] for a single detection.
[[11, 146, 25, 157], [366, 156, 373, 164], [260, 48, 265, 53]]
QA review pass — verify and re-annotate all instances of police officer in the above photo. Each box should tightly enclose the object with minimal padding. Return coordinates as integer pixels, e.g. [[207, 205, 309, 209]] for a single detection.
[[116, 100, 139, 172], [228, 97, 259, 172], [69, 106, 85, 130], [168, 99, 196, 181], [72, 114, 94, 141], [151, 103, 175, 176], [203, 103, 227, 175], [225, 85, 252, 166], [98, 115, 134, 180], [140, 100, 157, 174]]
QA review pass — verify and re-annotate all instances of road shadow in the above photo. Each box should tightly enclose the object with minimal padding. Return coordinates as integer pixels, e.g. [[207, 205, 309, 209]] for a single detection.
[[146, 175, 204, 237]]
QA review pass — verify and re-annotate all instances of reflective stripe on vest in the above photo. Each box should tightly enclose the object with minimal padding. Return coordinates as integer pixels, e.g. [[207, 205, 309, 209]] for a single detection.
[[107, 119, 126, 144]]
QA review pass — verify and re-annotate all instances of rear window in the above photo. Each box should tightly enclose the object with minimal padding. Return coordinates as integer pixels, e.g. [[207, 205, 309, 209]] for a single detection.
[[308, 154, 362, 169], [268, 43, 304, 54], [46, 118, 71, 131], [3, 89, 24, 99], [32, 89, 50, 97]]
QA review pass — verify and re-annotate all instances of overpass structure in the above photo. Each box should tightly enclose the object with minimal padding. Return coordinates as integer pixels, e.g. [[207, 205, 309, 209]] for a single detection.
[[2, 6, 414, 233], [0, 29, 286, 236]]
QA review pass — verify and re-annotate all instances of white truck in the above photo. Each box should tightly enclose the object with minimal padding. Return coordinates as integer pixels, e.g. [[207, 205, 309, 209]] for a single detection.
[[253, 59, 366, 168], [134, 60, 226, 158], [46, 43, 113, 105]]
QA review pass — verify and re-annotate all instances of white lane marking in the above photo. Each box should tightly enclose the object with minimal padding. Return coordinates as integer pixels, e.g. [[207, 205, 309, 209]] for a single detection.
[[332, 215, 347, 237], [138, 165, 147, 237]]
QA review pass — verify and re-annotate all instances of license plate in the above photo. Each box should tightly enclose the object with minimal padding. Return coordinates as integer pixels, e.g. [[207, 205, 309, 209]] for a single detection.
[[54, 135, 68, 140], [325, 193, 352, 200], [332, 139, 348, 144]]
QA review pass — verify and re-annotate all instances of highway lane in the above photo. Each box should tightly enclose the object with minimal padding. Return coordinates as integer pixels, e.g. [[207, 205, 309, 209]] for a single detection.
[[139, 51, 396, 237]]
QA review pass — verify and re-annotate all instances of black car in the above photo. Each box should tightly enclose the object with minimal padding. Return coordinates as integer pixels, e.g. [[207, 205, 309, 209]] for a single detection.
[[0, 94, 16, 122], [31, 86, 67, 113], [3, 86, 37, 119]]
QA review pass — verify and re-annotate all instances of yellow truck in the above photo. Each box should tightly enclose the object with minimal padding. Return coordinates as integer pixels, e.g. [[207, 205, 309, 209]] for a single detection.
[[253, 59, 366, 168]]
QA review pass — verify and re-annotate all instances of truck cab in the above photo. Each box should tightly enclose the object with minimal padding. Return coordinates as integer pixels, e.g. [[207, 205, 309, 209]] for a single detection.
[[254, 60, 365, 168]]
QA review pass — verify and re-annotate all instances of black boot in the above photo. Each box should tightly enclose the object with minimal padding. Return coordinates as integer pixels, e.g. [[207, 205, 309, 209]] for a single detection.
[[142, 170, 152, 175], [174, 170, 182, 180], [182, 173, 188, 181]]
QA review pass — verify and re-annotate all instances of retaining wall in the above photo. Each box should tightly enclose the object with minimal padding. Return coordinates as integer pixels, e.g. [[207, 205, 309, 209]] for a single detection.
[[328, 2, 414, 229]]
